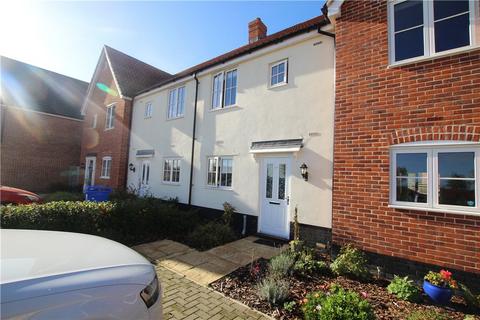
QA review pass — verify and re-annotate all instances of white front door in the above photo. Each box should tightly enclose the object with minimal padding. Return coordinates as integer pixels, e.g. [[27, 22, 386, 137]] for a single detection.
[[84, 157, 96, 188], [260, 157, 290, 238], [139, 161, 150, 196]]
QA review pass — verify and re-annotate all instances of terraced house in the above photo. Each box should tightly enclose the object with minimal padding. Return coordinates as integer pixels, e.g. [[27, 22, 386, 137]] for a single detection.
[[127, 17, 336, 241], [325, 0, 480, 286]]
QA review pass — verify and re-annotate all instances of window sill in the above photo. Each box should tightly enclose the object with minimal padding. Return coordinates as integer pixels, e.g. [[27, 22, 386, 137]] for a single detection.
[[162, 181, 181, 186], [268, 82, 288, 89], [99, 176, 110, 179], [388, 204, 479, 217], [144, 116, 152, 120], [104, 127, 114, 131], [209, 105, 239, 113], [166, 115, 184, 121], [204, 185, 234, 192], [388, 45, 480, 68]]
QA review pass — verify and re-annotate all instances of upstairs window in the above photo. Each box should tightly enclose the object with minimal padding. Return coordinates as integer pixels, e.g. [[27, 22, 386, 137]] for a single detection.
[[207, 156, 233, 188], [270, 59, 288, 87], [212, 69, 237, 110], [100, 156, 112, 179], [390, 144, 479, 215], [163, 159, 180, 183], [168, 86, 185, 119], [105, 104, 115, 130], [389, 0, 479, 63], [144, 101, 153, 119]]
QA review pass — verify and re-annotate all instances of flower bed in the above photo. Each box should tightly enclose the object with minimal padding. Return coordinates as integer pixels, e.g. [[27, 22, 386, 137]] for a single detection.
[[211, 250, 478, 319]]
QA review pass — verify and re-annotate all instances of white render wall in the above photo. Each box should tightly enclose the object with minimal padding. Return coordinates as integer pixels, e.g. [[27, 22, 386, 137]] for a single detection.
[[128, 30, 335, 229]]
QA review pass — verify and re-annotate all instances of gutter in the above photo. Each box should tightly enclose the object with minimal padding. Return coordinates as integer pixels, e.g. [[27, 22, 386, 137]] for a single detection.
[[188, 73, 199, 205]]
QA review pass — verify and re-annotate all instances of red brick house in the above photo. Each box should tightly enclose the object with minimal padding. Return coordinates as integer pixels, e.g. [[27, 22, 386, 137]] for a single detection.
[[325, 0, 480, 283], [80, 46, 171, 190], [1, 56, 87, 192]]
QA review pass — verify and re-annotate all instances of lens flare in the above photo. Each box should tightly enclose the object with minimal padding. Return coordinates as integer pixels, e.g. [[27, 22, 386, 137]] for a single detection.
[[96, 82, 118, 97]]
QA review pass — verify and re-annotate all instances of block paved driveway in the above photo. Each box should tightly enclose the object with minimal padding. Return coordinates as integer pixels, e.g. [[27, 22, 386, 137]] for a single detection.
[[157, 265, 268, 320], [134, 236, 285, 319]]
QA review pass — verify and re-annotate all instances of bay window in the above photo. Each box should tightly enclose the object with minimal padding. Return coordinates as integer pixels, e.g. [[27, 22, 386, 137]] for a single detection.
[[390, 143, 479, 214], [389, 0, 479, 63]]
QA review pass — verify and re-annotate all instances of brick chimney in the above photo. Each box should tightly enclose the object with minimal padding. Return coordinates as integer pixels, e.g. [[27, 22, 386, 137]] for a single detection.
[[248, 18, 267, 43]]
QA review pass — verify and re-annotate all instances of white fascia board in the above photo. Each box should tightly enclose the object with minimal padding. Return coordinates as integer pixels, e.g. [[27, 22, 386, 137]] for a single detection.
[[326, 0, 345, 25], [134, 30, 323, 100], [104, 46, 130, 100], [81, 50, 106, 115]]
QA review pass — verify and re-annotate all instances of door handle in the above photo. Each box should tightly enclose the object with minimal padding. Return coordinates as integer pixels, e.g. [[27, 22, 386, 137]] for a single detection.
[[269, 201, 280, 205]]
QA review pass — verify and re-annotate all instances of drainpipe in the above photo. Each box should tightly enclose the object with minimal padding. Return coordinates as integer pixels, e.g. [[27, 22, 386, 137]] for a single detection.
[[188, 73, 199, 205]]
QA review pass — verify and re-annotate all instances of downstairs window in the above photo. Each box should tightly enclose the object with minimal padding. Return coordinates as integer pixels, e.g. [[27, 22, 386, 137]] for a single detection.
[[390, 143, 479, 214]]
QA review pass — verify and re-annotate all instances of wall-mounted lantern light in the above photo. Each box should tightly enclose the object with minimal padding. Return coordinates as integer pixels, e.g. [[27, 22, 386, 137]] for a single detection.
[[128, 163, 136, 172], [300, 163, 308, 181]]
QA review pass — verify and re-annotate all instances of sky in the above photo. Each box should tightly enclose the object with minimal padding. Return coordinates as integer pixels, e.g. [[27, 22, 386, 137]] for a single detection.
[[0, 1, 324, 82]]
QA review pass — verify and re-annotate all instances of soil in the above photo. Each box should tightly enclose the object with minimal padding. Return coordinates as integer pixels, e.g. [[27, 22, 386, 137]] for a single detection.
[[210, 258, 479, 320]]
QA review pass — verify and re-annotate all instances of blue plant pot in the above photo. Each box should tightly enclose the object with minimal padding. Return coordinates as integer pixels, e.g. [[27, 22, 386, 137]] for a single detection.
[[423, 280, 452, 304]]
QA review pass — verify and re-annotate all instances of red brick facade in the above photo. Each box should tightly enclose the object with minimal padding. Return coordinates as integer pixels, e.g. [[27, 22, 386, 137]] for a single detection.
[[1, 106, 83, 192], [79, 60, 131, 190], [333, 1, 480, 274]]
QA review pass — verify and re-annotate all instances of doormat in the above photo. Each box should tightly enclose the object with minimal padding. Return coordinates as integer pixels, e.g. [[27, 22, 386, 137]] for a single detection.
[[254, 237, 288, 248]]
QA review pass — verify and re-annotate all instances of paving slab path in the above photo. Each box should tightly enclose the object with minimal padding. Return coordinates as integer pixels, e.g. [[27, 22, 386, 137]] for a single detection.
[[134, 236, 285, 285]]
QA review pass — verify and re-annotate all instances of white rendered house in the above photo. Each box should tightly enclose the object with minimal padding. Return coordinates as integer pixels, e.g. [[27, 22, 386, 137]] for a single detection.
[[127, 16, 335, 241]]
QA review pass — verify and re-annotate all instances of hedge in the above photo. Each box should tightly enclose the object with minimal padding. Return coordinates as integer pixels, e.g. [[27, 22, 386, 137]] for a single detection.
[[0, 198, 201, 246]]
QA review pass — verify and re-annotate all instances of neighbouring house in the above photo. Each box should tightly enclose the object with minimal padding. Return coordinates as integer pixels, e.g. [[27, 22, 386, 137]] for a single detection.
[[326, 0, 480, 284], [79, 46, 171, 190], [127, 16, 336, 241], [0, 56, 87, 192]]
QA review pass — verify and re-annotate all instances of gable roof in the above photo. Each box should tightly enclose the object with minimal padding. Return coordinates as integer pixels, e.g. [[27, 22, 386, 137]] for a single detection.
[[104, 46, 172, 98], [0, 56, 88, 119], [137, 15, 328, 96]]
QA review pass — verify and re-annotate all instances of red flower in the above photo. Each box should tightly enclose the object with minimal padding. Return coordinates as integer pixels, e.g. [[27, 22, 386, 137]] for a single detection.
[[440, 269, 452, 280]]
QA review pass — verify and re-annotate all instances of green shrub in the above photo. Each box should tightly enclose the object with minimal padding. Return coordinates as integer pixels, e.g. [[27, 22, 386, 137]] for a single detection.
[[0, 199, 200, 246], [293, 249, 330, 276], [109, 188, 138, 201], [222, 202, 235, 226], [459, 283, 480, 310], [302, 284, 375, 320], [43, 192, 85, 202], [387, 275, 421, 302], [257, 276, 290, 305], [406, 310, 449, 320], [330, 244, 370, 280], [269, 252, 295, 277], [186, 222, 237, 251], [283, 300, 297, 312]]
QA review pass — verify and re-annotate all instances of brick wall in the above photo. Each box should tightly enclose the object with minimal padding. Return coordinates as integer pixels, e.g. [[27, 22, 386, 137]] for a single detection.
[[1, 106, 82, 192], [79, 60, 131, 190], [333, 0, 480, 274]]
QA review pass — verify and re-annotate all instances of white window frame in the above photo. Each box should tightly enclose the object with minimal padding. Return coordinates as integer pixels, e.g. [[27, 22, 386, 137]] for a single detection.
[[141, 160, 151, 186], [389, 142, 480, 216], [167, 86, 185, 119], [92, 114, 97, 129], [211, 68, 237, 110], [163, 158, 181, 184], [100, 156, 112, 179], [206, 156, 233, 189], [144, 101, 153, 119], [388, 0, 480, 65], [269, 59, 288, 88], [105, 103, 115, 130]]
